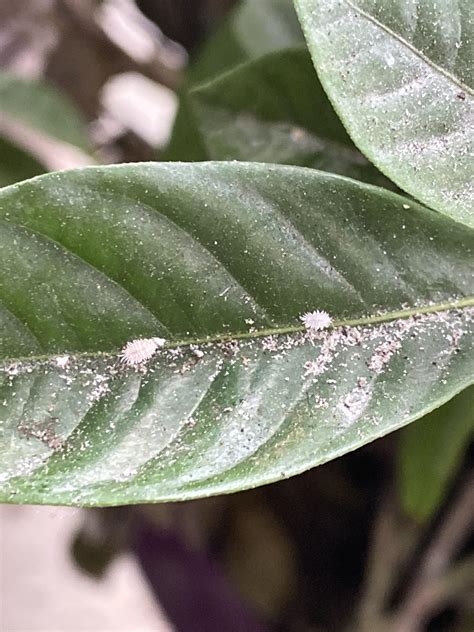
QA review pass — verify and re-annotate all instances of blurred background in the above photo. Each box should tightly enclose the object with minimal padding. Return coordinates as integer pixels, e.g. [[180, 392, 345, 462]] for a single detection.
[[0, 1, 473, 631]]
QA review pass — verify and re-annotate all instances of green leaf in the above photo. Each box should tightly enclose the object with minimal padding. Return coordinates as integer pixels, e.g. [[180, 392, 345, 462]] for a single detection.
[[191, 0, 303, 84], [164, 0, 304, 160], [0, 137, 45, 187], [294, 0, 473, 227], [398, 387, 474, 523], [187, 47, 392, 185], [0, 162, 473, 506], [0, 72, 92, 153]]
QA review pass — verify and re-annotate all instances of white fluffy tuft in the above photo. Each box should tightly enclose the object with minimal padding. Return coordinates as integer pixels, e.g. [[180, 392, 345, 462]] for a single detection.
[[300, 310, 332, 331], [120, 337, 166, 366]]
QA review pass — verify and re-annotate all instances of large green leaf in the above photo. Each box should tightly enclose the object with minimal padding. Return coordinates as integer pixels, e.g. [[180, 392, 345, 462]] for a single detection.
[[398, 387, 474, 523], [0, 73, 92, 153], [187, 47, 391, 185], [0, 163, 473, 506], [294, 0, 473, 227]]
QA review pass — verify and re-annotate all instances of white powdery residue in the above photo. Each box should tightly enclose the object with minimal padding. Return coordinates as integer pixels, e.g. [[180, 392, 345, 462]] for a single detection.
[[343, 326, 364, 346], [303, 330, 341, 379], [89, 373, 111, 402], [55, 355, 70, 369], [221, 340, 242, 358], [314, 395, 329, 409], [304, 359, 323, 378], [364, 306, 472, 374], [337, 380, 373, 424], [120, 336, 167, 366], [59, 374, 73, 386], [300, 309, 333, 332], [262, 336, 279, 352], [368, 339, 403, 373], [189, 345, 205, 358], [447, 327, 463, 347]]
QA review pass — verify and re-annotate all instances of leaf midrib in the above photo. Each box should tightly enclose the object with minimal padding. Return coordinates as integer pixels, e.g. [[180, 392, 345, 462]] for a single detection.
[[344, 0, 473, 96], [3, 296, 473, 365]]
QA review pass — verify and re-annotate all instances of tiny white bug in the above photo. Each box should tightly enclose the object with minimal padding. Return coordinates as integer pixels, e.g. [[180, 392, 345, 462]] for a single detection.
[[120, 337, 166, 366], [300, 310, 332, 331]]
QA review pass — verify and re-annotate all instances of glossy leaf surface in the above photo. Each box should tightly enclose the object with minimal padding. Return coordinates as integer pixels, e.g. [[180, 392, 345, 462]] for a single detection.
[[0, 163, 472, 505]]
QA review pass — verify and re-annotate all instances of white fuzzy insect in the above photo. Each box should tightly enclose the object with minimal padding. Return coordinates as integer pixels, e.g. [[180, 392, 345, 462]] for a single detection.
[[300, 310, 332, 331], [120, 337, 167, 366]]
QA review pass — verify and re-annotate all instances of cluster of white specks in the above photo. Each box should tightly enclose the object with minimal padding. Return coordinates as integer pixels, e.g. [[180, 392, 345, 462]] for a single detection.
[[220, 340, 241, 357], [120, 336, 166, 366], [59, 372, 73, 386], [89, 374, 110, 402], [304, 360, 321, 378], [303, 330, 340, 379], [262, 335, 279, 352], [18, 419, 64, 451], [55, 355, 70, 369], [367, 339, 403, 374], [190, 345, 205, 359], [300, 310, 333, 332], [313, 395, 329, 409], [447, 328, 463, 347], [297, 306, 472, 385]]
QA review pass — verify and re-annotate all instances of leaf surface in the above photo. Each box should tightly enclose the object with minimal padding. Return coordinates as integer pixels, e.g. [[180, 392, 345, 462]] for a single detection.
[[0, 162, 472, 505], [294, 0, 473, 227]]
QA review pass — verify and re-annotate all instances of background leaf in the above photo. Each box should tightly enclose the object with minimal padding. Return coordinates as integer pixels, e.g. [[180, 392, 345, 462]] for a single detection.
[[164, 0, 303, 161], [0, 162, 473, 505], [0, 137, 45, 187], [0, 72, 92, 153], [398, 387, 474, 523], [294, 0, 473, 227], [187, 47, 392, 185], [190, 0, 303, 84]]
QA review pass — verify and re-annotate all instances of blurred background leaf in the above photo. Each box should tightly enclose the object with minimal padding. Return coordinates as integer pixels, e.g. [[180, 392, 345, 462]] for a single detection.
[[164, 0, 304, 161], [398, 387, 474, 523], [185, 47, 392, 187], [0, 72, 93, 152], [0, 137, 45, 187]]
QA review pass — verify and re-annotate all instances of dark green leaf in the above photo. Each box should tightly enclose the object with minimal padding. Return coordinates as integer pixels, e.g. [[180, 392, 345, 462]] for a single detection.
[[188, 47, 391, 185], [0, 163, 472, 505], [0, 138, 45, 187], [191, 0, 303, 84], [398, 387, 474, 523], [294, 0, 473, 227], [164, 0, 304, 160]]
